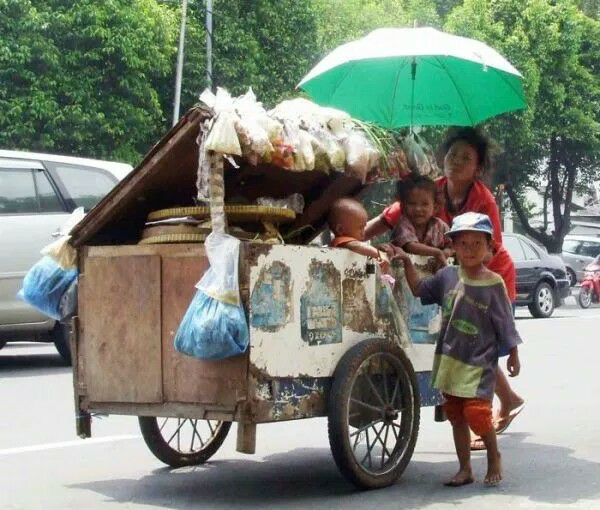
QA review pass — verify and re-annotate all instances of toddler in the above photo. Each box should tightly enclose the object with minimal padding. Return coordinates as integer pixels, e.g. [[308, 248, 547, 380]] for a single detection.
[[328, 198, 390, 273], [395, 212, 521, 486], [392, 175, 451, 267]]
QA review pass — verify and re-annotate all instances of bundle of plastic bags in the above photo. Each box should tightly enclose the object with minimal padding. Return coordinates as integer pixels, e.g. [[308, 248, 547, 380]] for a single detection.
[[174, 232, 249, 360], [18, 208, 84, 321]]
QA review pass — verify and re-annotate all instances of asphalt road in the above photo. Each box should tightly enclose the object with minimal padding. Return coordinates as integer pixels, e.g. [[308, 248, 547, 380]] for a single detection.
[[1, 298, 599, 509]]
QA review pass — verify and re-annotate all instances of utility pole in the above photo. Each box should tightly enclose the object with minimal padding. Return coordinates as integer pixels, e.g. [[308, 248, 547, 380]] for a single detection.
[[206, 0, 213, 91], [172, 0, 188, 126]]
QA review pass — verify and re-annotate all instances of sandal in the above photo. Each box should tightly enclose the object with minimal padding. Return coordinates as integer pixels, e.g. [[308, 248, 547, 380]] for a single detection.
[[495, 402, 525, 434]]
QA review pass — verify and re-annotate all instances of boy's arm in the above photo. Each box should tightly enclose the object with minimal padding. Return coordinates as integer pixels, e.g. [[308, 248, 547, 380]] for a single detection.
[[393, 250, 422, 295], [343, 240, 382, 259], [404, 241, 447, 266]]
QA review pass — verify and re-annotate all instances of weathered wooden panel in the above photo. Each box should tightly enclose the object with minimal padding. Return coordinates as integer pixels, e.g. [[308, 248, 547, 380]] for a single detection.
[[161, 254, 247, 405], [81, 255, 162, 403]]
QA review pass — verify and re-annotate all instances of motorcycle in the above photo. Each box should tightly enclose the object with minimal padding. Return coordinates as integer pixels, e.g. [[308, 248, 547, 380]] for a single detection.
[[577, 260, 600, 308]]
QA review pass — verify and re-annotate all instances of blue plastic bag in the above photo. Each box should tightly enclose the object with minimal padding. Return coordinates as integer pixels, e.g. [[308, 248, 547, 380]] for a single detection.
[[19, 256, 78, 321], [174, 233, 249, 360], [174, 289, 249, 360]]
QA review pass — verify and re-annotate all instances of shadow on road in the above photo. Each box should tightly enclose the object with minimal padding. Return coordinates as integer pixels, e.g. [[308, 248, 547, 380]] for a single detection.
[[0, 346, 70, 377], [69, 432, 600, 509]]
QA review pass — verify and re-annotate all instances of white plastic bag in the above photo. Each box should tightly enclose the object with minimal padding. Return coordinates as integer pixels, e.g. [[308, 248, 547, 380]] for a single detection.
[[40, 207, 85, 270]]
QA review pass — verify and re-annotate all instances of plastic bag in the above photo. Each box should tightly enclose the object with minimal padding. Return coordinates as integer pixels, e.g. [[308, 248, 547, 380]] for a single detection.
[[174, 233, 249, 360], [40, 208, 85, 269], [256, 193, 305, 214], [19, 256, 78, 321], [401, 132, 440, 177]]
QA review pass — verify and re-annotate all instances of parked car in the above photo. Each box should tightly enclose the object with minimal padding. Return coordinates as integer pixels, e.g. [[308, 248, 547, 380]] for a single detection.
[[561, 235, 600, 286], [0, 150, 132, 363], [503, 233, 570, 318]]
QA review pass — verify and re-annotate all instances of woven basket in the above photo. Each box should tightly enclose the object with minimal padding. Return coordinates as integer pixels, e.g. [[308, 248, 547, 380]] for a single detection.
[[147, 205, 296, 224]]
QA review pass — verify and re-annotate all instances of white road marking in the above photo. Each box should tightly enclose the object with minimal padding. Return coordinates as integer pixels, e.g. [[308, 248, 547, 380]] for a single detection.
[[0, 435, 140, 456]]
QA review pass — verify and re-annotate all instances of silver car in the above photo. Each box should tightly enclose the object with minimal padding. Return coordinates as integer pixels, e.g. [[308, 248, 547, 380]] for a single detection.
[[561, 235, 600, 286], [0, 150, 132, 363]]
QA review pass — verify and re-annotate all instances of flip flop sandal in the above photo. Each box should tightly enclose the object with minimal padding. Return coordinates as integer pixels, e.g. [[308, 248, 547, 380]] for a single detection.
[[495, 403, 525, 434]]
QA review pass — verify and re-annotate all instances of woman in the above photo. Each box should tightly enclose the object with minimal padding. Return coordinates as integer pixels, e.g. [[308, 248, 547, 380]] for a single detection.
[[365, 127, 525, 449]]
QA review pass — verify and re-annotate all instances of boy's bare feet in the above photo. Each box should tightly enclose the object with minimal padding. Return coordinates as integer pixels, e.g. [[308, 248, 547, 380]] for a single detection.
[[444, 468, 474, 487], [484, 453, 503, 486]]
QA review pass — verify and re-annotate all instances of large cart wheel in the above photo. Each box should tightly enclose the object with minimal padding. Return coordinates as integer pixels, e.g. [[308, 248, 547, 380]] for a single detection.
[[328, 338, 420, 489], [138, 417, 231, 467]]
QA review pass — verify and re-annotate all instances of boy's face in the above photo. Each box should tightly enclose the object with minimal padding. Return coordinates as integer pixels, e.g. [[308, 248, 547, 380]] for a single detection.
[[404, 188, 436, 227], [451, 231, 491, 269], [337, 207, 368, 241]]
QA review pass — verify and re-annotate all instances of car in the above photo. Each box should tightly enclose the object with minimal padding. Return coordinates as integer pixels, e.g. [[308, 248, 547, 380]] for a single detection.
[[561, 235, 600, 286], [503, 232, 570, 318], [0, 150, 132, 363]]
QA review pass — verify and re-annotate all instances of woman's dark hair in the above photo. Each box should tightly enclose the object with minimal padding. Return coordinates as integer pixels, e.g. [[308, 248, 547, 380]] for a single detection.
[[396, 174, 438, 203], [441, 126, 493, 173]]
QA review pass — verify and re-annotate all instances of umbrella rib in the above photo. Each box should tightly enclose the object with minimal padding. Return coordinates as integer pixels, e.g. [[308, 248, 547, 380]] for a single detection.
[[434, 56, 475, 126], [388, 59, 411, 128], [329, 61, 359, 101]]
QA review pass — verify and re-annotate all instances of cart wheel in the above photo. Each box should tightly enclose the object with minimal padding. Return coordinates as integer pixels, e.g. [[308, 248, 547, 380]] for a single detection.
[[138, 417, 231, 467], [328, 338, 420, 489]]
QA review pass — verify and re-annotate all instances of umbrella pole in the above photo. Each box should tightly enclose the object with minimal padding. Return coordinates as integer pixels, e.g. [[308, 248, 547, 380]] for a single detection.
[[410, 57, 417, 133]]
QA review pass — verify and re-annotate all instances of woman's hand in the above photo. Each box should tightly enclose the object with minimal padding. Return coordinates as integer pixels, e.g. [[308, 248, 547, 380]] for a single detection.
[[507, 349, 521, 377]]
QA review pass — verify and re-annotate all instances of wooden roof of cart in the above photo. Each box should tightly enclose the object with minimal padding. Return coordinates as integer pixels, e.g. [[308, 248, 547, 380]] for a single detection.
[[70, 106, 366, 247]]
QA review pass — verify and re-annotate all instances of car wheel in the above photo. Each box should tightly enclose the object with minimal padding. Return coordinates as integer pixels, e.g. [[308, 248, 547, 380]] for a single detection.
[[52, 322, 72, 365], [566, 268, 577, 287], [528, 282, 555, 318]]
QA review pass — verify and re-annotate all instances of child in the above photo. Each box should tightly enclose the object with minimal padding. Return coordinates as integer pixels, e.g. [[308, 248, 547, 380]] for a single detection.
[[328, 198, 390, 273], [395, 212, 521, 487], [392, 175, 452, 267]]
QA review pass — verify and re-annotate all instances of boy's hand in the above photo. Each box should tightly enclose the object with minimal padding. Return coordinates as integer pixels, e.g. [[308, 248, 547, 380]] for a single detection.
[[378, 253, 391, 274], [377, 243, 398, 258], [507, 349, 520, 377], [434, 249, 448, 267]]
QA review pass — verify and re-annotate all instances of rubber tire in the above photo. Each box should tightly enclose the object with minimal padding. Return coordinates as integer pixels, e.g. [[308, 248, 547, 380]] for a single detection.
[[528, 282, 555, 318], [328, 338, 420, 490], [566, 268, 577, 287], [578, 287, 592, 309], [52, 322, 72, 365], [138, 417, 231, 468]]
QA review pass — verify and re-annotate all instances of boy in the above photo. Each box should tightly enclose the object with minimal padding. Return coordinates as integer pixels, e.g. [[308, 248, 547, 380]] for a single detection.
[[328, 198, 390, 273], [395, 212, 521, 486]]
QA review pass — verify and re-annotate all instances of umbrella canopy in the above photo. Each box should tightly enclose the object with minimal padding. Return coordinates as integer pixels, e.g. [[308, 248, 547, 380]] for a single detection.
[[298, 27, 526, 128]]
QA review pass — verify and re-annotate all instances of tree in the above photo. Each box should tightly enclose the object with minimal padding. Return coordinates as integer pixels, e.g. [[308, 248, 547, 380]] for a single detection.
[[446, 0, 600, 252], [0, 0, 177, 164]]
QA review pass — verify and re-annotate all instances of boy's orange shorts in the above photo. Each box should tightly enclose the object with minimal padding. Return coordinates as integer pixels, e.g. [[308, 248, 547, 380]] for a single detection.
[[443, 393, 493, 436]]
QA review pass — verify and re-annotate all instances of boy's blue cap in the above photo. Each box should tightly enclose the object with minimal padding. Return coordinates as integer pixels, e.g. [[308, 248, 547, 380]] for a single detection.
[[447, 212, 493, 237]]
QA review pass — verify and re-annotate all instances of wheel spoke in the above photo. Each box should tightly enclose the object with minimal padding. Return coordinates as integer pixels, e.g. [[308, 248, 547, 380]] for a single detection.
[[350, 419, 383, 438], [193, 421, 205, 448], [372, 421, 392, 464], [177, 418, 182, 451], [390, 375, 400, 407], [381, 424, 391, 469], [159, 418, 169, 432], [207, 420, 215, 435], [360, 428, 375, 469], [166, 418, 187, 447], [350, 397, 383, 414], [381, 355, 389, 404], [365, 373, 386, 407], [190, 420, 196, 452]]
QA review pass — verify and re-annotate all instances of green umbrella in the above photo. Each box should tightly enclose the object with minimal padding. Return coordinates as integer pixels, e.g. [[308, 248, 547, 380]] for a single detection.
[[298, 27, 526, 128]]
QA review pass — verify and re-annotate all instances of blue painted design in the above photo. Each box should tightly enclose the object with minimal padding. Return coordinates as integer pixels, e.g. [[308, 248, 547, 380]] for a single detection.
[[416, 371, 442, 406], [375, 275, 392, 317], [301, 260, 342, 345], [405, 290, 439, 344], [251, 261, 291, 331]]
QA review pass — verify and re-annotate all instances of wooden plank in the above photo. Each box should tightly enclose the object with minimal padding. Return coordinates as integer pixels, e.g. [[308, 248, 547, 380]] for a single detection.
[[86, 243, 206, 259], [81, 255, 162, 403], [161, 254, 248, 405]]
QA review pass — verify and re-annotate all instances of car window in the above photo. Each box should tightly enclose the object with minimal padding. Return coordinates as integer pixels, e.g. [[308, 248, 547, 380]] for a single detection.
[[504, 235, 525, 261], [0, 167, 64, 214], [520, 239, 540, 260], [34, 169, 63, 212], [53, 164, 117, 210], [562, 239, 580, 254], [579, 241, 600, 258]]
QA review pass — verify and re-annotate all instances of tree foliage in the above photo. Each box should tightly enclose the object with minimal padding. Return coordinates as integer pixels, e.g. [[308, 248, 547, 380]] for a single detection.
[[446, 0, 600, 252], [0, 0, 177, 163]]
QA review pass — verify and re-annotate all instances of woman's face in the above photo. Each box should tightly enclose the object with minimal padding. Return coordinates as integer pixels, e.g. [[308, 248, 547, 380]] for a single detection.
[[443, 140, 480, 186]]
